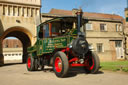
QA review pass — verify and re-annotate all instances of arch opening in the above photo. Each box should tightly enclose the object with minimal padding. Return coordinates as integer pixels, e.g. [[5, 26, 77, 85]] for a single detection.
[[1, 27, 32, 65], [3, 37, 23, 64]]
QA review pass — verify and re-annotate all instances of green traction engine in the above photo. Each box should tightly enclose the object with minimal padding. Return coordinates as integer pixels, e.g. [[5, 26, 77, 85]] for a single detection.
[[26, 9, 100, 78]]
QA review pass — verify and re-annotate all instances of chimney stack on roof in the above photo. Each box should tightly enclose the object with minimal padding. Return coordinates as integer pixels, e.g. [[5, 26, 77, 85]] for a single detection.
[[72, 8, 79, 16]]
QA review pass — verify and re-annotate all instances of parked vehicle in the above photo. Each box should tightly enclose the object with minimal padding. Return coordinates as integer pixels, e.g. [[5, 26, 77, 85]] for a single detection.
[[26, 9, 100, 78]]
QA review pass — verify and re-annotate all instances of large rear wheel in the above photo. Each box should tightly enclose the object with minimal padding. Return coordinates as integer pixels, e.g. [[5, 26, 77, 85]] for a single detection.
[[85, 51, 100, 74], [53, 51, 69, 78]]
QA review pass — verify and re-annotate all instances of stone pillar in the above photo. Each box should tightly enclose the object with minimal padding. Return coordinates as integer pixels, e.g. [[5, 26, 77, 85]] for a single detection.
[[22, 44, 28, 63], [28, 8, 31, 17], [0, 39, 4, 66], [14, 6, 18, 16], [36, 8, 40, 16], [18, 7, 22, 16], [5, 5, 8, 16], [0, 4, 3, 16], [10, 6, 13, 16], [24, 7, 27, 17], [33, 8, 36, 17]]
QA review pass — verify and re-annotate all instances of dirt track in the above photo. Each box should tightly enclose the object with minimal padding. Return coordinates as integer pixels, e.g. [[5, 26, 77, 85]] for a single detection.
[[0, 64, 128, 85]]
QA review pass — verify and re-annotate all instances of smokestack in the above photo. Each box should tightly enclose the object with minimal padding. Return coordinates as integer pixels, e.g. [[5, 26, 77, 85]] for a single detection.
[[76, 8, 83, 36]]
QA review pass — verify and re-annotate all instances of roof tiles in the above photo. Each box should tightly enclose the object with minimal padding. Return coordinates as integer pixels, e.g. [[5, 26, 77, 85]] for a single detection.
[[49, 8, 124, 21]]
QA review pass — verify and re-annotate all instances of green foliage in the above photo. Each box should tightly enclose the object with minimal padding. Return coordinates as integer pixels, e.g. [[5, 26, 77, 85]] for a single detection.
[[100, 61, 128, 72]]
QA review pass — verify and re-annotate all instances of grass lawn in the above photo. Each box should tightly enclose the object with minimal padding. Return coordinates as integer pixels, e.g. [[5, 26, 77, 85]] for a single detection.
[[100, 61, 128, 72]]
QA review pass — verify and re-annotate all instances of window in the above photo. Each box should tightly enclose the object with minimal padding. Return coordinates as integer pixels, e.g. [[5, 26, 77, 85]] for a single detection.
[[15, 45, 19, 48], [116, 24, 119, 31], [97, 43, 103, 52], [19, 53, 21, 55], [8, 54, 11, 56], [115, 41, 122, 47], [100, 24, 107, 31], [4, 44, 8, 48], [44, 24, 49, 38], [86, 23, 93, 30], [119, 25, 122, 31], [116, 24, 122, 32]]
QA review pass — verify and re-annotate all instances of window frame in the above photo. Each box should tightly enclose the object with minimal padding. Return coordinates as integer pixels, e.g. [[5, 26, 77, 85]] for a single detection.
[[85, 23, 93, 30], [116, 24, 122, 32], [97, 43, 104, 53], [100, 24, 107, 31]]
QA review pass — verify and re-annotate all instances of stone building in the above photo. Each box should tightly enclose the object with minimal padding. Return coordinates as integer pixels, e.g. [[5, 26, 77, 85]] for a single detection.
[[3, 39, 22, 48], [42, 9, 125, 61], [0, 0, 126, 64], [2, 39, 22, 61], [124, 8, 128, 55], [0, 0, 41, 65]]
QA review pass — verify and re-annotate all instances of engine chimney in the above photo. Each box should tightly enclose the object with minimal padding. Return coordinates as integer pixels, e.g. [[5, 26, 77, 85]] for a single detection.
[[76, 8, 83, 36]]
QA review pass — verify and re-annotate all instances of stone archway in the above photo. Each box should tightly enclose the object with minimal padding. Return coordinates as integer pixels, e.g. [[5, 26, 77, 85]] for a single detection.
[[0, 27, 32, 65]]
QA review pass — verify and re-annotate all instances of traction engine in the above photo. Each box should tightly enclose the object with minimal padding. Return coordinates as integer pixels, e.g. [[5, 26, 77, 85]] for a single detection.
[[26, 8, 100, 78]]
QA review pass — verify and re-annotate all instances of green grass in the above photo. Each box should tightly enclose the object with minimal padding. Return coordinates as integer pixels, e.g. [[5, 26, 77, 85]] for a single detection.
[[100, 61, 128, 72]]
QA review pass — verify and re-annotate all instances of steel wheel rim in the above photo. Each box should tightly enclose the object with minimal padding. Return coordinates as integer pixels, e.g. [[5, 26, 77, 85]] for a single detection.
[[55, 57, 62, 73], [27, 57, 31, 68]]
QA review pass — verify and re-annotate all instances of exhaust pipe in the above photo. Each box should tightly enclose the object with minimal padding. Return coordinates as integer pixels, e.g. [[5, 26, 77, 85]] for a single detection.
[[75, 8, 84, 37]]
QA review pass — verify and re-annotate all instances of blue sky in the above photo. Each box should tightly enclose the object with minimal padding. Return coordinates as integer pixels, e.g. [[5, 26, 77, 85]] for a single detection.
[[41, 0, 127, 18]]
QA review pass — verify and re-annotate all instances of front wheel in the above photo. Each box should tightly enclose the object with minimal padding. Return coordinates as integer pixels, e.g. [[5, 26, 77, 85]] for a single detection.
[[85, 51, 100, 74], [53, 51, 69, 78]]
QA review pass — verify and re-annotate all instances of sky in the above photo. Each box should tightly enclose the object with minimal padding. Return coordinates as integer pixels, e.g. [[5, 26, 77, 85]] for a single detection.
[[41, 0, 127, 18]]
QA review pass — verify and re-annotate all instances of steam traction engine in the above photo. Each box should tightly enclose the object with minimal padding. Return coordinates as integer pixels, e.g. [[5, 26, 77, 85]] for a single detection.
[[27, 9, 100, 78]]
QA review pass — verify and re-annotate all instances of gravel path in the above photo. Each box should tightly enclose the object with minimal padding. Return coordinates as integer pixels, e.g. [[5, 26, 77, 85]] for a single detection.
[[0, 64, 128, 85]]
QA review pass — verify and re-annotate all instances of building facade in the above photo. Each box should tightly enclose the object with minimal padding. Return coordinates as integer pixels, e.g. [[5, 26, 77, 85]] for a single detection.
[[0, 0, 41, 65], [2, 39, 22, 61], [3, 39, 22, 48], [42, 9, 125, 61], [124, 8, 128, 56]]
